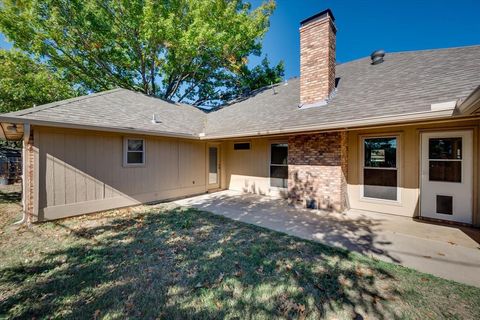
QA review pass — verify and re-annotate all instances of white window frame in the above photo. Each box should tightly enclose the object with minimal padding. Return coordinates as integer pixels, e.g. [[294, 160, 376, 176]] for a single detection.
[[360, 135, 401, 204], [123, 137, 146, 167], [269, 141, 288, 190], [427, 136, 463, 183]]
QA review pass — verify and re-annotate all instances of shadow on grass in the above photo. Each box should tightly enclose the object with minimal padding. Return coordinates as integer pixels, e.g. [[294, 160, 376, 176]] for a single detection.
[[179, 192, 401, 264], [0, 208, 403, 319]]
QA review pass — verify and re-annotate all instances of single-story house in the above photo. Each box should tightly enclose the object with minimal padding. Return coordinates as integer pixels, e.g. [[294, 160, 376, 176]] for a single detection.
[[1, 9, 480, 226]]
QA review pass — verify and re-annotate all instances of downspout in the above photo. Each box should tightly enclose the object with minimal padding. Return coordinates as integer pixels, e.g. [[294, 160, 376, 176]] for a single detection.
[[14, 123, 30, 225]]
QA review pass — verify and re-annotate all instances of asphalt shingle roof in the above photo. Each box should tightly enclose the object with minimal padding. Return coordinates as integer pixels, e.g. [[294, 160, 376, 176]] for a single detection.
[[2, 45, 480, 139], [206, 45, 480, 137], [2, 89, 206, 138]]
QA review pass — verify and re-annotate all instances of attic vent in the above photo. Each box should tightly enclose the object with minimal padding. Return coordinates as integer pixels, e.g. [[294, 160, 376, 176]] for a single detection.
[[234, 142, 250, 150], [370, 49, 385, 65], [151, 113, 161, 124]]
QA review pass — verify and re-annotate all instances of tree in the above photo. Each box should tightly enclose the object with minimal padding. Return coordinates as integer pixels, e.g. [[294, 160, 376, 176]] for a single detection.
[[0, 0, 284, 107], [235, 56, 285, 97], [0, 49, 76, 114]]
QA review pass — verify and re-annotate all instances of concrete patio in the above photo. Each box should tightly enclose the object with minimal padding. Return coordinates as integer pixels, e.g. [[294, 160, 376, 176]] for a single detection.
[[174, 190, 480, 287]]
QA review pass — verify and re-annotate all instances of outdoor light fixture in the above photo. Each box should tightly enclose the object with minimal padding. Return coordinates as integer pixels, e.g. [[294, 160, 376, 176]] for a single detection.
[[6, 124, 17, 132]]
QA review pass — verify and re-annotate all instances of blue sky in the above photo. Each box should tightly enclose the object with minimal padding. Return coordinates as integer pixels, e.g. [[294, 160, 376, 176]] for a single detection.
[[250, 0, 480, 79], [1, 0, 479, 80]]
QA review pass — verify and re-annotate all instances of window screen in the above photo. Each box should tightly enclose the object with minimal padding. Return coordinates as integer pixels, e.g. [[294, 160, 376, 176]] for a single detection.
[[428, 137, 462, 183], [125, 139, 145, 165], [270, 143, 288, 188], [363, 137, 398, 201]]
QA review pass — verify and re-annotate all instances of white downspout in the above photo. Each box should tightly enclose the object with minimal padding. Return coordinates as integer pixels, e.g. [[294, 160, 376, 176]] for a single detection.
[[15, 123, 30, 225]]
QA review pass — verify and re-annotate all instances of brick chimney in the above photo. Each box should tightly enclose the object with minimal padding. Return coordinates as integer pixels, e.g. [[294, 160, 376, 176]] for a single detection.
[[300, 9, 336, 106]]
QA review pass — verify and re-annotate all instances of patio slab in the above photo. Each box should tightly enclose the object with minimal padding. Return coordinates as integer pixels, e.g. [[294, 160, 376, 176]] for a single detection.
[[174, 190, 480, 287]]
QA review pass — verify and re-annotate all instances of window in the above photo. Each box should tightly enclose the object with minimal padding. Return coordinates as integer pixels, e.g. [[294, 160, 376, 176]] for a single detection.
[[362, 137, 398, 201], [270, 143, 288, 188], [209, 146, 219, 184], [124, 138, 145, 166], [428, 137, 462, 183], [234, 142, 251, 150]]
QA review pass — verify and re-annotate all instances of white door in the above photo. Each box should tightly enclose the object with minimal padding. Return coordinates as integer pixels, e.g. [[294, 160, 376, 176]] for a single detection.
[[420, 131, 473, 224]]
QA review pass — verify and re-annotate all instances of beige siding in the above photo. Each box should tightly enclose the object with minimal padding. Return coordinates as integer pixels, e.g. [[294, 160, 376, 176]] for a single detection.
[[35, 127, 207, 220], [347, 119, 480, 226], [222, 121, 480, 225], [224, 138, 287, 197], [31, 118, 480, 226]]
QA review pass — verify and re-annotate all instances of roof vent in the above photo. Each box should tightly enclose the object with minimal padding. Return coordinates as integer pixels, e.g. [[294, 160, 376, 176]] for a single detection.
[[370, 49, 385, 65], [151, 113, 161, 124]]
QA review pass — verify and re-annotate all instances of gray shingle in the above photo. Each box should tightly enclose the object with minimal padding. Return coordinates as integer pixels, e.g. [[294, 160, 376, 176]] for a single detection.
[[205, 45, 480, 137], [2, 89, 206, 137], [1, 45, 479, 138]]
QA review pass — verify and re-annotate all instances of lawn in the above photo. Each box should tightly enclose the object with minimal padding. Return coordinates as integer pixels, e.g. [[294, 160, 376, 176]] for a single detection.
[[1, 186, 479, 319]]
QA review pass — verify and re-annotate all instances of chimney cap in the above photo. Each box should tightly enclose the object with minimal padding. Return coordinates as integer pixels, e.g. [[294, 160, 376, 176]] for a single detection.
[[300, 9, 335, 26]]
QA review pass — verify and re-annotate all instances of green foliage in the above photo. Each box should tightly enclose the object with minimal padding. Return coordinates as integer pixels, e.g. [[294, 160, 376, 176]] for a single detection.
[[0, 49, 76, 114], [0, 0, 284, 107], [235, 56, 285, 96]]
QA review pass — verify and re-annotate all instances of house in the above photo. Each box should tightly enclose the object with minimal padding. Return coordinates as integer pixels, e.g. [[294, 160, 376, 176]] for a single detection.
[[1, 9, 480, 226]]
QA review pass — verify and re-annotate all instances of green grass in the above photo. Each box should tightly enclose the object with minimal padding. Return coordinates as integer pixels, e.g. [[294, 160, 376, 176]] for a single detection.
[[0, 191, 479, 319]]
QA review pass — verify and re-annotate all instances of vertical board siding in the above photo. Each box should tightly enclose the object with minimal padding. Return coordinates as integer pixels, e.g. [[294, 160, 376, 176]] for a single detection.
[[85, 134, 97, 202], [64, 133, 76, 204], [52, 133, 66, 206], [36, 128, 207, 215]]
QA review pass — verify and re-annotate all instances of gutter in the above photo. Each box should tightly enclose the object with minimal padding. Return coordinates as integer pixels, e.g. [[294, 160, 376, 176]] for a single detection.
[[0, 106, 470, 142], [0, 116, 201, 140], [202, 108, 458, 140]]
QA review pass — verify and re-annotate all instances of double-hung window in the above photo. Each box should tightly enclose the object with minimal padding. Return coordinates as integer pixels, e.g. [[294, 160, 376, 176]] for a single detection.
[[124, 138, 145, 166], [362, 137, 398, 201]]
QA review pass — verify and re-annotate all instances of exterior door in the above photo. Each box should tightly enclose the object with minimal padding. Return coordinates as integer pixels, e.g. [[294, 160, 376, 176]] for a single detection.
[[420, 131, 473, 224], [208, 144, 220, 189]]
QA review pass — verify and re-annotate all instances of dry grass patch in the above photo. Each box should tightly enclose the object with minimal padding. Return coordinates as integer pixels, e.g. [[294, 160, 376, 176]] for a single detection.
[[0, 186, 479, 319]]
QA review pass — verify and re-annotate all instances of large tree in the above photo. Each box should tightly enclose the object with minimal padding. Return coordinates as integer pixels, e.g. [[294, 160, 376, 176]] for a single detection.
[[0, 0, 284, 107], [0, 49, 76, 114]]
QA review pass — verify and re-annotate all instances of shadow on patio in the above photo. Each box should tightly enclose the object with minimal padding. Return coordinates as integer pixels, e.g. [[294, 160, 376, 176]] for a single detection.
[[175, 191, 398, 263], [175, 190, 480, 287]]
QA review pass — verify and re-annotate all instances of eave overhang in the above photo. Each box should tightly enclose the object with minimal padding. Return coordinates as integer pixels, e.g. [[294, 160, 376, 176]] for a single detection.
[[455, 86, 480, 116], [0, 105, 474, 141]]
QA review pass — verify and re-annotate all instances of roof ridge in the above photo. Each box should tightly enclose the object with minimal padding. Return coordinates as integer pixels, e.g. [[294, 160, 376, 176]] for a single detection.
[[337, 44, 480, 66], [209, 77, 300, 113], [5, 88, 125, 118], [123, 88, 209, 116], [385, 44, 480, 56]]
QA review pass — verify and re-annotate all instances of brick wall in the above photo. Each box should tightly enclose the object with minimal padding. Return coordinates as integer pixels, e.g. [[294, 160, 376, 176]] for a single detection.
[[300, 12, 336, 105], [288, 132, 348, 211]]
